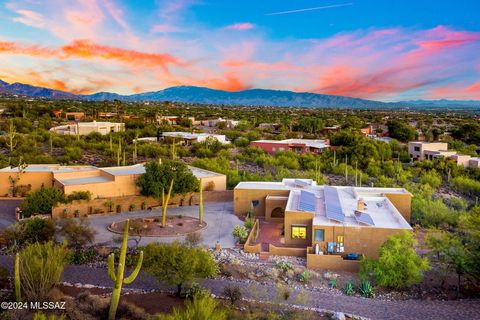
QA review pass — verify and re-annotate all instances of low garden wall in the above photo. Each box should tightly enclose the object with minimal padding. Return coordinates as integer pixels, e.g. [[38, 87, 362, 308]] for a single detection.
[[306, 253, 360, 272], [244, 219, 261, 254], [269, 244, 307, 257], [52, 190, 233, 218]]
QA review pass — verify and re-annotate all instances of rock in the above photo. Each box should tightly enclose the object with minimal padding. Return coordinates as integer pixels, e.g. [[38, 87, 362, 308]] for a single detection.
[[333, 311, 346, 320]]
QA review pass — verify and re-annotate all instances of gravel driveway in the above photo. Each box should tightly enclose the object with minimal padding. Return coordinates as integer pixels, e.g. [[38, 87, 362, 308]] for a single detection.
[[1, 255, 479, 320]]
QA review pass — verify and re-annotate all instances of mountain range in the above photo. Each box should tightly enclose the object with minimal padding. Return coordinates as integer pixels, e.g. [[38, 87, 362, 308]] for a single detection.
[[1, 79, 479, 110]]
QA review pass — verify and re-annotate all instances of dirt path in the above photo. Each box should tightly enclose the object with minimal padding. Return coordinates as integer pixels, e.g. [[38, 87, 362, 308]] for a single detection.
[[1, 255, 479, 319]]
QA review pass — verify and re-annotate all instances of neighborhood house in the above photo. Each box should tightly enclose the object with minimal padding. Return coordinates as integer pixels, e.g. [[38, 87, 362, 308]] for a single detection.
[[250, 139, 330, 155]]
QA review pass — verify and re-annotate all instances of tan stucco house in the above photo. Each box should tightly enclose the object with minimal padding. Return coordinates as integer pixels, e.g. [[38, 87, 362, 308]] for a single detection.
[[234, 179, 412, 271], [0, 163, 226, 198]]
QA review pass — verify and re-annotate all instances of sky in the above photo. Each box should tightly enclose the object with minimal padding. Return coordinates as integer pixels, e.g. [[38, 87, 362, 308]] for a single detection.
[[0, 0, 479, 101]]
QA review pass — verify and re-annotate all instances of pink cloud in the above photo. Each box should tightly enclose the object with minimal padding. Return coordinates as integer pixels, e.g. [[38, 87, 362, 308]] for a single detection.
[[225, 22, 256, 31]]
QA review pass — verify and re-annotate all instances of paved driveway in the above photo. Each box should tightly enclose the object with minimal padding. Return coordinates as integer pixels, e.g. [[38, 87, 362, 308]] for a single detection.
[[87, 201, 242, 248], [0, 199, 20, 229]]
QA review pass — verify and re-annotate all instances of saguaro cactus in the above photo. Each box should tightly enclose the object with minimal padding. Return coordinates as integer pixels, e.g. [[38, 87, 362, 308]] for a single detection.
[[14, 253, 21, 302], [108, 220, 144, 320], [161, 180, 174, 227]]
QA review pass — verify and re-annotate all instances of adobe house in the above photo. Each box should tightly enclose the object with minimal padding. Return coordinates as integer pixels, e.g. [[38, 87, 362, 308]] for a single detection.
[[250, 139, 330, 155], [234, 179, 412, 271], [0, 164, 226, 198], [49, 121, 125, 136]]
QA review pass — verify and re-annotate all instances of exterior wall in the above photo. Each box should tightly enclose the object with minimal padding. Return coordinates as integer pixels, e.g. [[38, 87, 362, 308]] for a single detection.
[[244, 219, 261, 253], [384, 193, 412, 222], [408, 142, 448, 160], [0, 171, 54, 196], [265, 196, 288, 222], [284, 210, 314, 246], [200, 175, 227, 191], [469, 158, 480, 168], [250, 141, 290, 155], [451, 155, 472, 167], [306, 253, 360, 272], [64, 112, 84, 121], [310, 224, 407, 258], [233, 188, 290, 217]]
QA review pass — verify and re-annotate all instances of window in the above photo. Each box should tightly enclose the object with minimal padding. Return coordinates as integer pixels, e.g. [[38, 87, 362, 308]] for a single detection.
[[414, 146, 420, 152], [291, 225, 307, 239], [337, 235, 344, 244], [314, 229, 325, 241], [251, 200, 259, 208], [272, 147, 276, 151]]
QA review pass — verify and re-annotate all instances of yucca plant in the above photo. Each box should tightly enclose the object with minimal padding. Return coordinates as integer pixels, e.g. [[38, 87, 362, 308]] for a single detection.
[[329, 278, 337, 289], [343, 281, 354, 296], [359, 280, 374, 298]]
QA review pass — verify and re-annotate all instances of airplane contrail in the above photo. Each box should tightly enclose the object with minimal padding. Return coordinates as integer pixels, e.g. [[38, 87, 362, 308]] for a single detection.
[[266, 3, 353, 16]]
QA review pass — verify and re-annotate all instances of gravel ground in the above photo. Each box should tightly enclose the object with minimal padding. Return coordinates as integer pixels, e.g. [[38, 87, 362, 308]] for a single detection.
[[1, 255, 479, 320]]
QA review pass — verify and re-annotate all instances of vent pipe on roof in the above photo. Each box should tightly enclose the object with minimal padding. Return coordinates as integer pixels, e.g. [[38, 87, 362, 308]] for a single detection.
[[357, 198, 365, 212]]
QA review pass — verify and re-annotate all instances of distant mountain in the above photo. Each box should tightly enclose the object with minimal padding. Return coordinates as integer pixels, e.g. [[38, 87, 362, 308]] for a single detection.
[[400, 99, 480, 108], [0, 81, 76, 99], [0, 79, 479, 110]]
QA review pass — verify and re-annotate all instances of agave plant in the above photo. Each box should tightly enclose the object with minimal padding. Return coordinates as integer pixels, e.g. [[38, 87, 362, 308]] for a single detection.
[[329, 278, 337, 289], [343, 281, 354, 296], [359, 280, 374, 298]]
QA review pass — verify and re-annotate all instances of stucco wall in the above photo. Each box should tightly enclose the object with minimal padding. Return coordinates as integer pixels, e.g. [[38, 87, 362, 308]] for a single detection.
[[233, 188, 290, 217], [384, 193, 412, 223], [0, 172, 54, 196], [306, 253, 360, 272], [284, 210, 314, 246], [310, 224, 407, 258], [265, 196, 288, 222]]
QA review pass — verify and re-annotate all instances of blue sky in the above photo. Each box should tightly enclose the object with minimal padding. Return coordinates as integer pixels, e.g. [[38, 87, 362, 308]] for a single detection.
[[0, 0, 479, 101]]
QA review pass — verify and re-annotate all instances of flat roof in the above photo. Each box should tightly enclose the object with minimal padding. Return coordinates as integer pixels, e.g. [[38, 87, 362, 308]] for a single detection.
[[236, 179, 411, 230], [56, 175, 112, 186], [288, 187, 411, 229], [188, 166, 225, 178], [252, 138, 329, 149], [162, 132, 225, 139], [101, 164, 146, 176], [0, 164, 97, 173]]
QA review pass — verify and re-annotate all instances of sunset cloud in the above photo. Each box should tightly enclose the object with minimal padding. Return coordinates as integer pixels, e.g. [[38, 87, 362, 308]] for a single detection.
[[225, 23, 255, 31], [1, 0, 480, 100]]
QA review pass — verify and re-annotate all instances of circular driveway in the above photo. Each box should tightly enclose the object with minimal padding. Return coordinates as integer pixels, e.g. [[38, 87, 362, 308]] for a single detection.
[[87, 201, 242, 248]]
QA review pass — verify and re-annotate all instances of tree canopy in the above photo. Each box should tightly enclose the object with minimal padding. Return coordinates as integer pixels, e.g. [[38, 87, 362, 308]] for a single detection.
[[142, 241, 217, 295], [136, 160, 199, 197], [360, 231, 430, 289]]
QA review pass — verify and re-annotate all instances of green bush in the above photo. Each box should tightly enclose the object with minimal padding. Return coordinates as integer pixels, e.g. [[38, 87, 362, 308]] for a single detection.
[[152, 295, 227, 320], [359, 231, 430, 289], [451, 176, 480, 197], [274, 260, 294, 273], [68, 248, 98, 265], [66, 191, 92, 202], [20, 187, 66, 217], [298, 270, 312, 283], [2, 217, 56, 247], [223, 285, 242, 305], [244, 218, 254, 230], [232, 225, 248, 243]]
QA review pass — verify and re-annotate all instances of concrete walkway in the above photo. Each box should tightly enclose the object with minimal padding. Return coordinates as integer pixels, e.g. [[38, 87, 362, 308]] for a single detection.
[[87, 201, 242, 248]]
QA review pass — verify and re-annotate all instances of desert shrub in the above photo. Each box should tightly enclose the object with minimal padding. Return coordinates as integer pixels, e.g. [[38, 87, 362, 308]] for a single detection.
[[223, 285, 242, 305], [359, 231, 430, 289], [181, 282, 210, 300], [57, 218, 96, 248], [19, 241, 70, 301], [244, 218, 254, 230], [298, 270, 312, 283], [184, 232, 203, 247], [33, 312, 66, 320], [0, 266, 9, 289], [232, 225, 248, 243], [65, 191, 92, 202], [274, 260, 294, 273], [152, 295, 228, 320], [68, 248, 98, 265], [451, 176, 480, 197], [419, 169, 442, 188], [412, 196, 458, 227], [143, 241, 217, 296], [20, 187, 66, 217], [2, 217, 56, 247]]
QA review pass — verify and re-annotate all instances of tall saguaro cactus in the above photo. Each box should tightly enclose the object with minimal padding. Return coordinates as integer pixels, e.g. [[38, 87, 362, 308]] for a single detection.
[[108, 220, 144, 320], [161, 180, 174, 227], [14, 253, 21, 302]]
